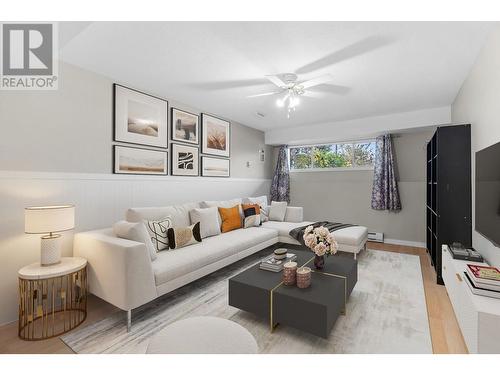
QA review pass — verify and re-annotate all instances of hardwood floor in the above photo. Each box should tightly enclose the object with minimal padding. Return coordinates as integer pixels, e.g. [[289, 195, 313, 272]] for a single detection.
[[0, 242, 467, 354]]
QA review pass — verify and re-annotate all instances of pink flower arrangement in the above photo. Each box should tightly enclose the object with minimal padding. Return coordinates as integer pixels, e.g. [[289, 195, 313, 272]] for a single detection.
[[303, 225, 339, 257]]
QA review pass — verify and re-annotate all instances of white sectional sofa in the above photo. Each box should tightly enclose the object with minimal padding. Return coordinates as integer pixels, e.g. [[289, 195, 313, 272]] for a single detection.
[[74, 198, 368, 331]]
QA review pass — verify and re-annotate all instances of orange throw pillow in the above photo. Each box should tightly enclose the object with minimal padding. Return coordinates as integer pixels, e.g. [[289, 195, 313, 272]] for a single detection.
[[218, 205, 242, 233]]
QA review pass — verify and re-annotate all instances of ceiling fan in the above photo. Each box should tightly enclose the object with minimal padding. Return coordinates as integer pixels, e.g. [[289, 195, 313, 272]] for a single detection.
[[247, 73, 336, 118], [195, 36, 393, 118]]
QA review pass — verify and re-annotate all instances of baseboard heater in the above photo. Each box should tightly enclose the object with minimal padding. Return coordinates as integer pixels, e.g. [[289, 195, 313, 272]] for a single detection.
[[368, 231, 384, 243]]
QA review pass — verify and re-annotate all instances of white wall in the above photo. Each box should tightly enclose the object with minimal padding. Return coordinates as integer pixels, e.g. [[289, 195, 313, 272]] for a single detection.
[[265, 106, 450, 145], [452, 25, 500, 267], [0, 62, 273, 325], [287, 129, 434, 245], [0, 172, 270, 325]]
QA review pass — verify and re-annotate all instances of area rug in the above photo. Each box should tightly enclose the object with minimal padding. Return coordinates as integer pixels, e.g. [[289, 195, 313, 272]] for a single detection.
[[61, 248, 432, 354]]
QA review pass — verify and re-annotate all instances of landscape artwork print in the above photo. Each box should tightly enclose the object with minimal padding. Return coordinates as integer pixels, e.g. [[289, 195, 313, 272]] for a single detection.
[[128, 100, 160, 137], [114, 145, 167, 175], [201, 156, 230, 177], [114, 84, 168, 148], [201, 114, 230, 157], [171, 143, 199, 176], [171, 108, 199, 144]]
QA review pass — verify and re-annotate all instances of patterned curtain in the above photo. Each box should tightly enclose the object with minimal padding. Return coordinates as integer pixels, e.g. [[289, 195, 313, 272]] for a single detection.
[[270, 145, 290, 203], [371, 134, 401, 211]]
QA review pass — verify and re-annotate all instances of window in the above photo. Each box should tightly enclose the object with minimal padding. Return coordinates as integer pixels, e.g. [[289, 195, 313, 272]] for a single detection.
[[289, 140, 376, 171]]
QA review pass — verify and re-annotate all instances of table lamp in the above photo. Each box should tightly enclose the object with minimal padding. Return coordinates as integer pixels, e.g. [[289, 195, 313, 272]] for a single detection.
[[25, 205, 75, 266]]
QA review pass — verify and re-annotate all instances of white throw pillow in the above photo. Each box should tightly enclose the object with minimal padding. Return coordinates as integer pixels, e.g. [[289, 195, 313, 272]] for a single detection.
[[113, 220, 157, 261], [244, 195, 268, 208], [143, 216, 173, 252], [244, 195, 269, 222], [189, 207, 221, 238], [201, 198, 243, 227], [269, 201, 288, 222]]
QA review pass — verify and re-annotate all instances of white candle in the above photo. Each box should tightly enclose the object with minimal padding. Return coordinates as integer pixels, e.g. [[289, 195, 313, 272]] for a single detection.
[[297, 267, 311, 275]]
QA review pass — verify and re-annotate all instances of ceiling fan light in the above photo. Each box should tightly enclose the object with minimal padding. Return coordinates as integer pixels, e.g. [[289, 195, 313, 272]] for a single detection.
[[289, 96, 300, 108]]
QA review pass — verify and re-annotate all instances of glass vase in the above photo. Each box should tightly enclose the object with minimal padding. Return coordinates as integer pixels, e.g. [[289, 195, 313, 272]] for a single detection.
[[314, 254, 325, 270]]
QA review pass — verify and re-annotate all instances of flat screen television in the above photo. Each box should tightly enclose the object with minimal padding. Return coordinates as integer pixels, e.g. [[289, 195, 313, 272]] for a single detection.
[[475, 141, 500, 247]]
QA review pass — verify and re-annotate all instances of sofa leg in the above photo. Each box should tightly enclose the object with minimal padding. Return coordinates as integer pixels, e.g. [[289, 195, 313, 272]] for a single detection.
[[127, 310, 132, 332]]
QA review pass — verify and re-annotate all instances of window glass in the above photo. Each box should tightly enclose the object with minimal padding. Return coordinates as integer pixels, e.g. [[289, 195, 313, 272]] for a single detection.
[[353, 142, 376, 167], [289, 146, 312, 169], [289, 141, 375, 171]]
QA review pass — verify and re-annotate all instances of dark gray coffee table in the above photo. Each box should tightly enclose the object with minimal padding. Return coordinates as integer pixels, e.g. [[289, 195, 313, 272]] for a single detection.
[[228, 249, 357, 338]]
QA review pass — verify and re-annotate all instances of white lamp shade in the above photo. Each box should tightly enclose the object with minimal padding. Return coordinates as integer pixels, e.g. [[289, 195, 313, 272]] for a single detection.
[[25, 205, 75, 234]]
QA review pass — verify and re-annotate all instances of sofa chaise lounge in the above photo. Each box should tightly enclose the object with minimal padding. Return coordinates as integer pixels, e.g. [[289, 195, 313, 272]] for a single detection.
[[74, 198, 368, 331]]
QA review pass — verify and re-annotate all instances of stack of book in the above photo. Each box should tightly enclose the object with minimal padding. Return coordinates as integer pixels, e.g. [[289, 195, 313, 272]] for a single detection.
[[259, 253, 297, 272], [463, 264, 500, 299], [448, 244, 483, 262]]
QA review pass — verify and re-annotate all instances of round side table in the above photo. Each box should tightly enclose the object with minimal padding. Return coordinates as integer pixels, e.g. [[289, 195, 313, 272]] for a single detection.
[[18, 257, 87, 341]]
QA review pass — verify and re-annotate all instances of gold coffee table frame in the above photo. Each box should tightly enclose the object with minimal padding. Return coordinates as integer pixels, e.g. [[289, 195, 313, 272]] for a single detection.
[[18, 258, 87, 341]]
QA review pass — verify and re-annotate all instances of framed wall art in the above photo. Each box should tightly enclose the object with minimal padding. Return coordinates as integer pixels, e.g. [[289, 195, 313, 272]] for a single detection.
[[171, 108, 199, 145], [114, 145, 168, 175], [114, 84, 168, 148], [201, 156, 230, 177], [171, 143, 199, 176], [201, 114, 230, 157]]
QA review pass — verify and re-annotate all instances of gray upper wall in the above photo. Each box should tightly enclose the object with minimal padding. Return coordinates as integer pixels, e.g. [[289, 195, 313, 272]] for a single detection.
[[0, 62, 273, 179], [273, 129, 435, 243]]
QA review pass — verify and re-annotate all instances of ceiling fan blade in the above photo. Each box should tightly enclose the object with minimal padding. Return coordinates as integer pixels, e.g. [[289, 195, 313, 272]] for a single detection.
[[265, 75, 287, 88], [247, 91, 281, 98], [300, 74, 335, 89], [302, 91, 326, 99], [310, 84, 351, 95], [295, 36, 394, 75]]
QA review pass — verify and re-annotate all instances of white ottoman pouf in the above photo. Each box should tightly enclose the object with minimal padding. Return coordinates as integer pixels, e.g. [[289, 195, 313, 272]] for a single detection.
[[146, 316, 258, 354]]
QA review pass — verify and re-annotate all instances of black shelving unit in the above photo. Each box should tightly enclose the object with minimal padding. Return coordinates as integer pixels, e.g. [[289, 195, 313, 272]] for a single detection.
[[426, 124, 472, 284]]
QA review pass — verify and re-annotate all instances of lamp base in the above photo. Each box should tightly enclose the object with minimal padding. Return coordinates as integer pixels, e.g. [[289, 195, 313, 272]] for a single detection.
[[40, 234, 62, 266]]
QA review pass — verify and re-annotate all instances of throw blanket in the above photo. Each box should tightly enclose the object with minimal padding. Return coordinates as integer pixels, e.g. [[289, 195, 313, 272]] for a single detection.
[[289, 221, 355, 246]]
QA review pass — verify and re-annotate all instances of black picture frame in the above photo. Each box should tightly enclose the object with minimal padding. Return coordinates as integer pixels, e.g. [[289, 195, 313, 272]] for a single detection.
[[171, 107, 200, 145], [170, 143, 200, 177], [113, 145, 168, 175], [201, 156, 230, 178], [201, 113, 231, 158], [113, 83, 169, 149]]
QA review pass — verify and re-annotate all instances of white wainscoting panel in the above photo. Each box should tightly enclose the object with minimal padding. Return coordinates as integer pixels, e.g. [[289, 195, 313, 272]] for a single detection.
[[0, 171, 271, 325]]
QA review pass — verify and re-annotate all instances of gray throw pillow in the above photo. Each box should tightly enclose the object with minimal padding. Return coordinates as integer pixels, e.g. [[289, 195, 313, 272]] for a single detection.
[[189, 207, 221, 238], [269, 201, 288, 222], [113, 220, 157, 261]]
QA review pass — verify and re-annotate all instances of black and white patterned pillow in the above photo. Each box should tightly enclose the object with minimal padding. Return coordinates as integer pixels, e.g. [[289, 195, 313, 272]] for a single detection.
[[243, 205, 262, 228], [143, 216, 173, 252]]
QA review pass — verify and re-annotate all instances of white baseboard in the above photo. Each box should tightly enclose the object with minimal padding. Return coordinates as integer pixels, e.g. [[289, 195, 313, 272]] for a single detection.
[[383, 238, 426, 249]]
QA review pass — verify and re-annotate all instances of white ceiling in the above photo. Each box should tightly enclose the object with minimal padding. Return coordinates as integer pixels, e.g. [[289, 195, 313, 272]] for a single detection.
[[60, 22, 496, 132]]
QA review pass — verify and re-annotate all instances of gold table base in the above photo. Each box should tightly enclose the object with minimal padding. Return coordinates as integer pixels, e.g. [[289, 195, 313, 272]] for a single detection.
[[18, 267, 87, 341]]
